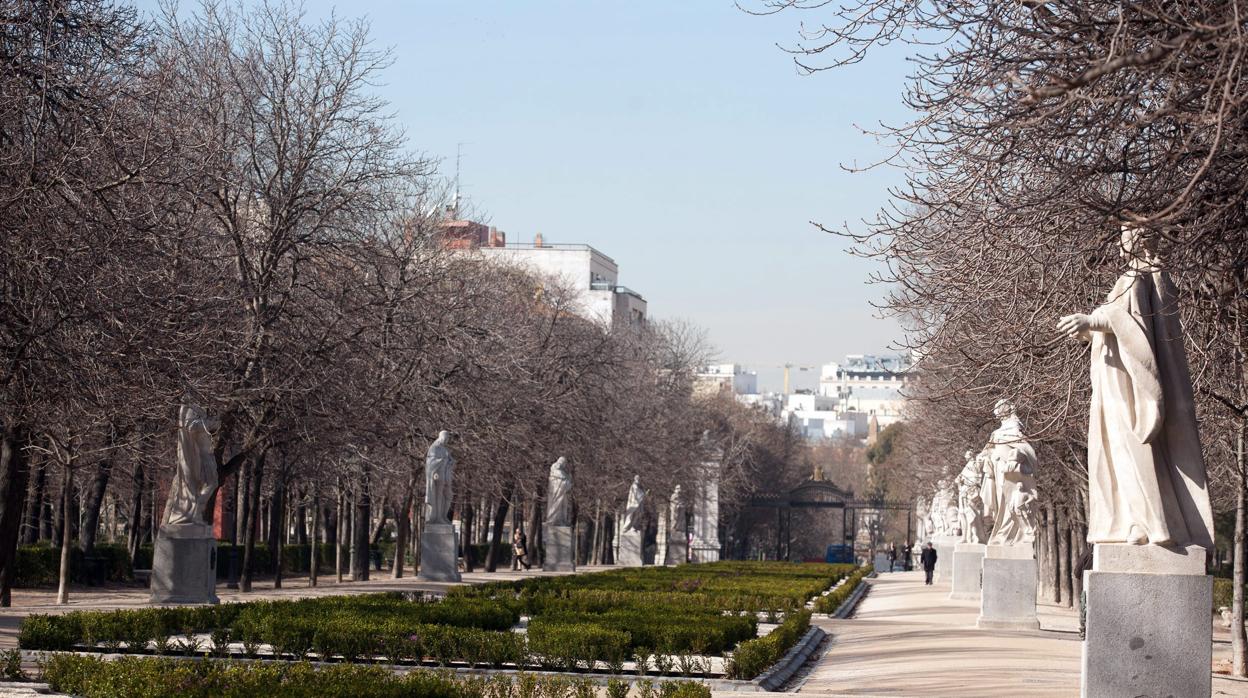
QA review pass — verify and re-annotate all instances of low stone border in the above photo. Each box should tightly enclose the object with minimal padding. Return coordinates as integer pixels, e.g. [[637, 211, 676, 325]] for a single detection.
[[830, 571, 875, 620], [750, 626, 827, 692]]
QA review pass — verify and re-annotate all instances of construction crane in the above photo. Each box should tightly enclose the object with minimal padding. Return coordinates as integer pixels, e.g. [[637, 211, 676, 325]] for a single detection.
[[777, 363, 816, 395]]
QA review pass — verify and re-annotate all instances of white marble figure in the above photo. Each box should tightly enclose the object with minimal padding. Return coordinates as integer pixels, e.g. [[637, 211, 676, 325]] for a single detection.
[[424, 430, 454, 525], [915, 496, 930, 543], [546, 457, 573, 527], [984, 400, 1039, 545], [622, 475, 645, 532], [931, 482, 957, 536], [162, 402, 218, 528], [669, 485, 686, 536], [956, 449, 988, 544], [1058, 224, 1214, 548]]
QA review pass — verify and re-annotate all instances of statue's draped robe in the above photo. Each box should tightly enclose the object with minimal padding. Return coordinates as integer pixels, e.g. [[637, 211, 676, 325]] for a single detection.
[[623, 483, 644, 532], [956, 458, 985, 543], [163, 407, 218, 527], [425, 443, 454, 525], [1087, 268, 1214, 547], [987, 417, 1037, 546], [546, 466, 572, 526]]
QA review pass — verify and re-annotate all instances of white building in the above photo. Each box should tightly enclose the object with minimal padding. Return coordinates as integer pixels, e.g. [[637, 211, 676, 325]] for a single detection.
[[476, 238, 647, 328], [695, 364, 758, 396], [817, 353, 912, 427]]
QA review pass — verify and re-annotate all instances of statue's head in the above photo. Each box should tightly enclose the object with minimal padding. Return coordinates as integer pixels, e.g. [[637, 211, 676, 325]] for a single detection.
[[673, 484, 682, 495], [552, 456, 567, 472], [179, 402, 207, 427], [633, 474, 640, 484], [964, 449, 974, 461], [1119, 220, 1160, 265], [437, 430, 451, 444], [993, 398, 1015, 421]]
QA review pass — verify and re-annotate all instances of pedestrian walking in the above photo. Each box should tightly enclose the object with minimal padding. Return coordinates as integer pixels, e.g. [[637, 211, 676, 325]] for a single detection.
[[512, 529, 531, 570], [920, 542, 937, 585]]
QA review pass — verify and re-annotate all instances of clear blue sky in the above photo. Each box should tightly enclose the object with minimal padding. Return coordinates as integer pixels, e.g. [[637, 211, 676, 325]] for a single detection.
[[146, 1, 914, 391]]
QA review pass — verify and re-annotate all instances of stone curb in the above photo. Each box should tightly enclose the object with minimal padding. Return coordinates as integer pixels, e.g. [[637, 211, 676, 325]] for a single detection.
[[831, 572, 874, 620], [751, 626, 827, 692]]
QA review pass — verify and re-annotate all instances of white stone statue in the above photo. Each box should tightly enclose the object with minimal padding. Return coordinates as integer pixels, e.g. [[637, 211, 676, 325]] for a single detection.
[[162, 402, 218, 529], [984, 400, 1039, 546], [956, 449, 988, 544], [545, 456, 572, 527], [622, 475, 645, 532], [424, 430, 454, 525], [915, 496, 930, 543], [669, 485, 686, 534], [1057, 224, 1214, 548], [931, 481, 958, 536]]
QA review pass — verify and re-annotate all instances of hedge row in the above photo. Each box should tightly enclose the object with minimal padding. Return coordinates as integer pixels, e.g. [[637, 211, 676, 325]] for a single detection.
[[20, 593, 521, 655], [812, 564, 872, 615], [527, 608, 756, 655], [39, 654, 714, 698], [13, 544, 133, 587], [724, 608, 813, 680]]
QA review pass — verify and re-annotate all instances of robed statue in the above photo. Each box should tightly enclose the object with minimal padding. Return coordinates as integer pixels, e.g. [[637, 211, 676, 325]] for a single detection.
[[424, 430, 454, 525], [956, 449, 987, 544], [669, 485, 686, 535], [985, 399, 1039, 545], [546, 456, 573, 527], [162, 402, 218, 528], [1058, 223, 1214, 548], [622, 475, 645, 532]]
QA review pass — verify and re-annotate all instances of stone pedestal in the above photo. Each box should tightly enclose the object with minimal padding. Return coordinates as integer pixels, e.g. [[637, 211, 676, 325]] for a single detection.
[[618, 529, 644, 567], [949, 543, 986, 599], [1081, 544, 1210, 698], [150, 524, 218, 604], [542, 524, 575, 572], [666, 539, 687, 565], [978, 545, 1038, 630], [933, 535, 957, 584], [417, 524, 461, 582]]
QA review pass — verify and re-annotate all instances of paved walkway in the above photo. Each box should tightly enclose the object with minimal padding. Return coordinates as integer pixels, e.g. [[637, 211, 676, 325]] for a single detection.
[[798, 570, 1248, 697]]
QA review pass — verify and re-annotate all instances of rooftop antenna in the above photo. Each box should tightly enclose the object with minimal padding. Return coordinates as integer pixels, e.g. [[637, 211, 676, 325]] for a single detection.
[[452, 142, 467, 219]]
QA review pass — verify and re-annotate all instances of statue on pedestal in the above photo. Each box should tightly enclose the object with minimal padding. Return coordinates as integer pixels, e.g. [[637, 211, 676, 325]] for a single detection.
[[424, 431, 454, 525], [669, 485, 686, 535], [956, 449, 987, 544], [545, 457, 572, 527], [983, 400, 1039, 546], [622, 475, 645, 532], [1058, 224, 1213, 548], [162, 402, 218, 530]]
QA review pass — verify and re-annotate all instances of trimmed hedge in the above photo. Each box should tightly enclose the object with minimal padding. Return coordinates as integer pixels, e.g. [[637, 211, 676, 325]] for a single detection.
[[21, 561, 852, 675], [40, 654, 714, 698], [812, 564, 872, 615], [13, 544, 133, 587], [724, 608, 812, 680]]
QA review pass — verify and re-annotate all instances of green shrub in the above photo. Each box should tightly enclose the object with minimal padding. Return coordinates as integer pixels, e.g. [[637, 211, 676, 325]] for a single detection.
[[527, 622, 630, 668], [38, 654, 594, 698], [12, 544, 133, 587], [813, 564, 871, 615], [724, 609, 812, 680]]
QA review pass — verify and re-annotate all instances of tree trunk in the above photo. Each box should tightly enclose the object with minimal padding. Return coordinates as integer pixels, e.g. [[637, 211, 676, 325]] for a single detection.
[[240, 452, 265, 592], [309, 488, 319, 588], [351, 470, 370, 582], [295, 488, 308, 546], [527, 496, 543, 567], [0, 427, 32, 606], [1044, 504, 1059, 603], [1057, 505, 1072, 608], [485, 494, 511, 572], [79, 457, 112, 554], [392, 487, 413, 579], [590, 501, 602, 565], [125, 461, 144, 563], [21, 457, 43, 545], [461, 502, 475, 572], [56, 466, 73, 605], [269, 474, 285, 588], [1234, 420, 1247, 677], [335, 484, 345, 583]]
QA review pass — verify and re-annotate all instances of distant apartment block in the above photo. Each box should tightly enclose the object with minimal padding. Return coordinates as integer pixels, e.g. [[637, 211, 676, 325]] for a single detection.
[[694, 364, 758, 397], [446, 224, 647, 328]]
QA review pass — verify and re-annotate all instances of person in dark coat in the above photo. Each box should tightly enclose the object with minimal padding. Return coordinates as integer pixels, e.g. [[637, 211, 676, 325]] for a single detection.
[[920, 543, 938, 585]]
